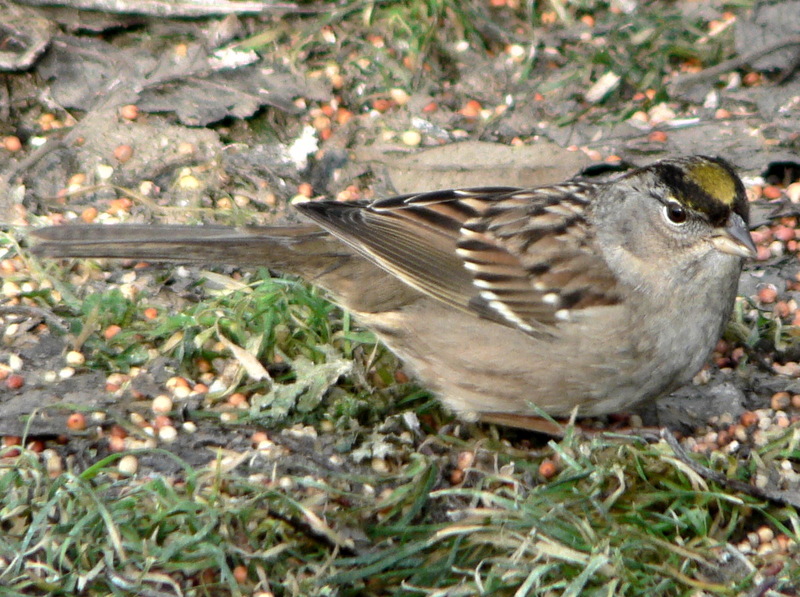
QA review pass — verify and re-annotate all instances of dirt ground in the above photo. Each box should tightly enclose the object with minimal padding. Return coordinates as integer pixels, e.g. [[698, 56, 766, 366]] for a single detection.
[[1, 0, 800, 594]]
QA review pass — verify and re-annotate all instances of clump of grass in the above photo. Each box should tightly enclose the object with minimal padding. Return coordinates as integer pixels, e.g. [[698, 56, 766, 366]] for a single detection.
[[2, 427, 797, 595]]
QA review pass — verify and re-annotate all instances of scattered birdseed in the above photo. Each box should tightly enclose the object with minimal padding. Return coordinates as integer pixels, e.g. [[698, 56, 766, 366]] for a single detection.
[[65, 351, 85, 366], [158, 425, 178, 443], [152, 395, 173, 414], [118, 454, 138, 475], [66, 413, 86, 431]]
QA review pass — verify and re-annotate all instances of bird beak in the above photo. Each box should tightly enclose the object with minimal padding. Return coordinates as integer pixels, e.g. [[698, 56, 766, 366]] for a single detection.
[[711, 213, 757, 258]]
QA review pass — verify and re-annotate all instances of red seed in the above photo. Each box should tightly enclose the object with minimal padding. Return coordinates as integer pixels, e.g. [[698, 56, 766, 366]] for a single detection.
[[758, 286, 778, 304], [119, 104, 139, 120], [539, 459, 557, 478], [6, 374, 24, 390], [67, 413, 87, 431], [113, 144, 133, 163], [3, 136, 22, 152], [740, 411, 758, 427]]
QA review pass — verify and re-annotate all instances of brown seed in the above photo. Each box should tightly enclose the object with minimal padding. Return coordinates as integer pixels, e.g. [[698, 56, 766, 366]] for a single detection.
[[743, 72, 761, 86], [312, 114, 331, 132], [251, 431, 268, 446], [297, 182, 313, 198], [740, 411, 758, 427], [119, 104, 139, 120], [774, 301, 791, 318], [107, 197, 133, 215], [457, 451, 475, 470], [774, 225, 795, 242], [228, 393, 247, 407], [26, 439, 45, 453], [771, 392, 791, 411], [757, 245, 771, 260], [335, 108, 353, 125], [153, 415, 172, 430], [460, 100, 482, 119], [233, 565, 248, 584], [80, 206, 98, 223], [3, 136, 22, 152], [372, 98, 391, 112], [165, 377, 189, 391], [113, 144, 133, 163], [104, 325, 122, 340], [758, 285, 778, 304], [3, 436, 21, 447], [539, 459, 557, 479], [45, 451, 63, 477], [750, 229, 772, 244], [108, 435, 126, 452], [329, 73, 345, 89], [6, 374, 24, 390]]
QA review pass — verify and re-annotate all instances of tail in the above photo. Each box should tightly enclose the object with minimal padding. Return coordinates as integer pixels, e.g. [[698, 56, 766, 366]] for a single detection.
[[31, 223, 347, 273], [30, 223, 418, 312]]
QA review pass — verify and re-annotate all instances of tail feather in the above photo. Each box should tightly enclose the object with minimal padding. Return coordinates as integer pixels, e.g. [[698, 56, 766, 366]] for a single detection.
[[31, 223, 345, 270], [30, 223, 419, 312]]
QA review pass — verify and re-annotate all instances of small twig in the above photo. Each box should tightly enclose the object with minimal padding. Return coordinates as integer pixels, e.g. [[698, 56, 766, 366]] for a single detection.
[[265, 505, 360, 557], [673, 35, 800, 89], [0, 304, 68, 333], [661, 428, 800, 509]]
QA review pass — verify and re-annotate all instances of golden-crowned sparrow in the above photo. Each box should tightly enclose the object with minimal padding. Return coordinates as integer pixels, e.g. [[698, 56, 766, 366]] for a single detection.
[[32, 155, 756, 430]]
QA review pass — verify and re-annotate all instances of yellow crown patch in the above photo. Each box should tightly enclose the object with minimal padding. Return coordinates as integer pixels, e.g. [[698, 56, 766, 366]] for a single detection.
[[685, 161, 737, 206]]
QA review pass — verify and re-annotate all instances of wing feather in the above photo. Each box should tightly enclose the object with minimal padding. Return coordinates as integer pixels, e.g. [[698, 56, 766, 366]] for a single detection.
[[295, 183, 622, 334]]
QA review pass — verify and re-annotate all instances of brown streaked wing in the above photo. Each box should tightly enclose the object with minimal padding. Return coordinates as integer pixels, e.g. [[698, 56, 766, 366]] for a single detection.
[[296, 184, 622, 334], [295, 188, 519, 322], [458, 183, 623, 331]]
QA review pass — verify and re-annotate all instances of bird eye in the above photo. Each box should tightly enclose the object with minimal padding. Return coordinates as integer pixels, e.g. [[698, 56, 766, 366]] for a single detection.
[[664, 201, 687, 225]]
